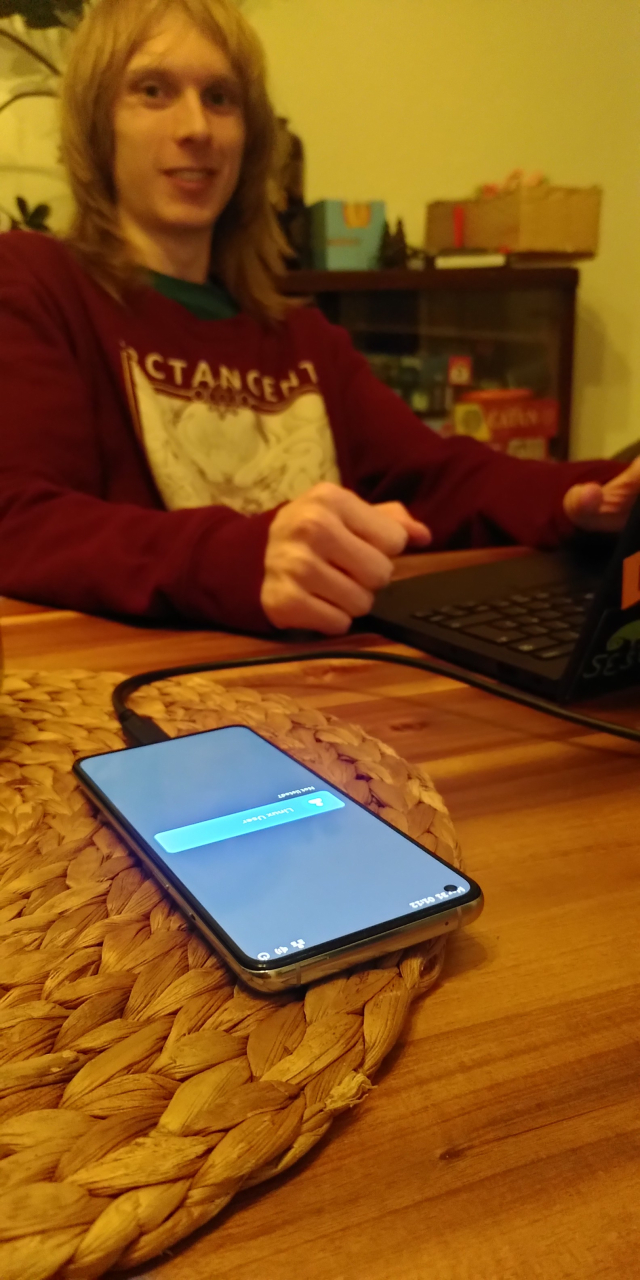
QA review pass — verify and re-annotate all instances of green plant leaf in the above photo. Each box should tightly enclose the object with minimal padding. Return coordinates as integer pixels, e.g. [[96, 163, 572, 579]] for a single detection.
[[16, 195, 30, 219], [54, 0, 84, 13], [0, 0, 87, 22], [30, 202, 51, 222], [13, 0, 64, 28]]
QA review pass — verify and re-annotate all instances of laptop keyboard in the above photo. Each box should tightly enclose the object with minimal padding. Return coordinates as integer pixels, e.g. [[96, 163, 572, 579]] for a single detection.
[[411, 586, 595, 661]]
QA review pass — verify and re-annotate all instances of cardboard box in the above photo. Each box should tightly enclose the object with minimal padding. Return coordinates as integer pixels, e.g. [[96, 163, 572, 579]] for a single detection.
[[454, 392, 559, 459], [426, 200, 471, 253], [426, 186, 601, 256], [310, 200, 386, 270]]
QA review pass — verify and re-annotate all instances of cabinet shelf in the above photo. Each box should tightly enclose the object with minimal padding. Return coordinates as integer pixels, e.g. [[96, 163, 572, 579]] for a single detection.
[[282, 267, 578, 459], [344, 323, 556, 345], [281, 267, 579, 293]]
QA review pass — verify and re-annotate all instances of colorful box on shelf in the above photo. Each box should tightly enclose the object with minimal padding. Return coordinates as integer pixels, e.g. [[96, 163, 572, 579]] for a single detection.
[[454, 391, 559, 459], [310, 200, 386, 270], [366, 352, 473, 419]]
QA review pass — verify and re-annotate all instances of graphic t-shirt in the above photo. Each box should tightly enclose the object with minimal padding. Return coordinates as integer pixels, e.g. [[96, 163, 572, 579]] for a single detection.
[[134, 271, 341, 515]]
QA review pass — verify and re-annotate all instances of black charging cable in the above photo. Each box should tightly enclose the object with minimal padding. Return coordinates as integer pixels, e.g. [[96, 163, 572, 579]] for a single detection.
[[112, 648, 640, 749]]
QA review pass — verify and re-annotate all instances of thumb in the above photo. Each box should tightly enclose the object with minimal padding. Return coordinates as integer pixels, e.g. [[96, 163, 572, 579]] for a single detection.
[[563, 481, 603, 527]]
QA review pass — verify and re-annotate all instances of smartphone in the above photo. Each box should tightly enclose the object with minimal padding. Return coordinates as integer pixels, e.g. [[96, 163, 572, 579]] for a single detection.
[[74, 724, 483, 992]]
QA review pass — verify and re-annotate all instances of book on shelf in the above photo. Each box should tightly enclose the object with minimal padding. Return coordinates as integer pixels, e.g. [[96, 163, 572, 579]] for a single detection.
[[434, 252, 507, 269]]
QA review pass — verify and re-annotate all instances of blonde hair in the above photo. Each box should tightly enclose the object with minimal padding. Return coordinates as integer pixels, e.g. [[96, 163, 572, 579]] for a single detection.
[[60, 0, 290, 321]]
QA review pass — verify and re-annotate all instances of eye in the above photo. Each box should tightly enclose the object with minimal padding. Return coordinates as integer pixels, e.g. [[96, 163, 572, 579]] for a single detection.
[[127, 75, 172, 106], [204, 82, 241, 111], [140, 81, 164, 101]]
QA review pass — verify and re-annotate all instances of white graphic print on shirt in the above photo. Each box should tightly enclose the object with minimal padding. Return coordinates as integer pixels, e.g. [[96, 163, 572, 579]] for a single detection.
[[121, 346, 341, 515]]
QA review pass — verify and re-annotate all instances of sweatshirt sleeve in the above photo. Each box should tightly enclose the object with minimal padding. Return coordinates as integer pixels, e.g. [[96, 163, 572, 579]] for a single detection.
[[0, 243, 276, 632], [321, 317, 622, 550]]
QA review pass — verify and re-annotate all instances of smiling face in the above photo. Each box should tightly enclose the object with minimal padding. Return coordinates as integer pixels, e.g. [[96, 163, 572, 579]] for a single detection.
[[112, 9, 246, 278]]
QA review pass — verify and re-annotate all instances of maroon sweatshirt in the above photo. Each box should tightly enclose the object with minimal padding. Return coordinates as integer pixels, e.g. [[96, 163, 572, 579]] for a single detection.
[[0, 232, 620, 633]]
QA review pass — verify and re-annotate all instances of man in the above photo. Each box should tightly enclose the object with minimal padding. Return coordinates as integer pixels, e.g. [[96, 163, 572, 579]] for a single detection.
[[0, 0, 637, 635]]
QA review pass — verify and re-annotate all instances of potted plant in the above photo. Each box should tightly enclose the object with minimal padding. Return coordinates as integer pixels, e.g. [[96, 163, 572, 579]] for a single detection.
[[0, 1, 87, 230]]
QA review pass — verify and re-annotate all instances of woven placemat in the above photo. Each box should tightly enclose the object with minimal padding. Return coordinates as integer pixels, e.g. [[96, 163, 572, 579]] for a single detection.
[[0, 668, 462, 1280]]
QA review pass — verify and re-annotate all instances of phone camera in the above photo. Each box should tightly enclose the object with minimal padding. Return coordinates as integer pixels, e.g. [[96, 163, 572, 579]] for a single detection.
[[444, 885, 458, 893]]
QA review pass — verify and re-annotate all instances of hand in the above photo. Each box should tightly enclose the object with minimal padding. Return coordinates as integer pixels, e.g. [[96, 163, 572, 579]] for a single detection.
[[563, 456, 640, 533], [261, 482, 431, 634]]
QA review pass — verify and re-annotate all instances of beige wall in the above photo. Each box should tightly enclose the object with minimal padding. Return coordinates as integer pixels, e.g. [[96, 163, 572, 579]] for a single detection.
[[248, 0, 640, 460], [1, 0, 638, 459]]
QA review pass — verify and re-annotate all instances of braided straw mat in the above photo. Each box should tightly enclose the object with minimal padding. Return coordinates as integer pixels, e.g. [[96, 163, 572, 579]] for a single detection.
[[0, 667, 462, 1280]]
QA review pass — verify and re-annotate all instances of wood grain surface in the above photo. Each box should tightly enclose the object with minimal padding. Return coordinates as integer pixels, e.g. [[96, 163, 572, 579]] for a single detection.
[[2, 548, 639, 1280]]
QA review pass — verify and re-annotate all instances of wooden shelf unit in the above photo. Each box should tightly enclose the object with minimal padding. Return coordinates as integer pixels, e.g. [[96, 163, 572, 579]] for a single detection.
[[281, 267, 579, 460]]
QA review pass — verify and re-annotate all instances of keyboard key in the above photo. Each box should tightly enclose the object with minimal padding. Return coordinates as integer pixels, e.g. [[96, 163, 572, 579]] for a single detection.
[[533, 591, 551, 600], [510, 594, 532, 604], [560, 629, 580, 641], [411, 610, 434, 620], [506, 606, 528, 617], [524, 625, 549, 636], [536, 609, 562, 621], [437, 605, 467, 617], [421, 613, 481, 628], [467, 625, 525, 645], [512, 637, 555, 653], [538, 644, 575, 660], [461, 611, 500, 627]]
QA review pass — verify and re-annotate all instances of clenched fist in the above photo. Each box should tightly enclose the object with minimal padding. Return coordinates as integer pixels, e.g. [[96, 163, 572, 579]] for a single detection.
[[261, 482, 431, 634]]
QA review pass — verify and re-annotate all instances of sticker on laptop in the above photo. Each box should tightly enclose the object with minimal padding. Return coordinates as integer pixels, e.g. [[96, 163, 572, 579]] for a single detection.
[[622, 550, 640, 610], [581, 609, 640, 683]]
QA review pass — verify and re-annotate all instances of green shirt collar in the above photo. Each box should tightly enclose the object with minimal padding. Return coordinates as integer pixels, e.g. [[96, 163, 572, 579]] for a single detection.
[[149, 270, 240, 321]]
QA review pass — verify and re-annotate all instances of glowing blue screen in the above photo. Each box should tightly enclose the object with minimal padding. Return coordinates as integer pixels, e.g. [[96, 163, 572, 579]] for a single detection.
[[78, 726, 471, 962]]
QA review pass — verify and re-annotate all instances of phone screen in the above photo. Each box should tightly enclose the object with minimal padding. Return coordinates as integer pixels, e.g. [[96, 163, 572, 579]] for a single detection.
[[76, 725, 477, 967]]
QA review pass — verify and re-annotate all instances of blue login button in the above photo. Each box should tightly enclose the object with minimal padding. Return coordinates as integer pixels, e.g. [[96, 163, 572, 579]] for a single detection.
[[155, 790, 344, 853]]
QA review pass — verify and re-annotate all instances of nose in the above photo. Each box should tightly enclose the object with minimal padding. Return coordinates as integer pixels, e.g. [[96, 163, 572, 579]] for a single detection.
[[173, 87, 211, 141]]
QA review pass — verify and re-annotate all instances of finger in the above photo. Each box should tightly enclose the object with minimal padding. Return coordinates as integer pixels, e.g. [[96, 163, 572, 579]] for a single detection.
[[333, 490, 414, 557], [598, 456, 640, 511], [262, 583, 352, 635], [374, 502, 432, 545], [306, 510, 396, 591], [299, 598, 353, 636], [289, 546, 375, 617]]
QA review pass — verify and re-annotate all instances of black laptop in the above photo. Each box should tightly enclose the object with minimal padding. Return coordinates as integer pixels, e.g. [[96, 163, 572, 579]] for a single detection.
[[369, 498, 640, 702]]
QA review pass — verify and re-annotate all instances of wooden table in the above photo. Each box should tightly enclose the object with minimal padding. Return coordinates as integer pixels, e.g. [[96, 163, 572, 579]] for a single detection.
[[2, 549, 640, 1280]]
